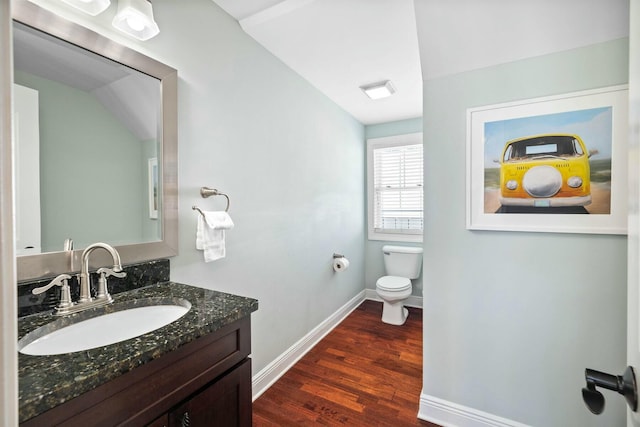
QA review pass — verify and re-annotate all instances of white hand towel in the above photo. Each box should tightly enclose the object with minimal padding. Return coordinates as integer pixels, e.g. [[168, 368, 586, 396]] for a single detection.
[[196, 211, 234, 262]]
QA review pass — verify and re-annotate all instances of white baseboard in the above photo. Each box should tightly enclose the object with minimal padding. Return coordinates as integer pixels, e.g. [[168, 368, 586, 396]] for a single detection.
[[418, 393, 530, 427], [364, 288, 423, 308], [251, 290, 366, 400]]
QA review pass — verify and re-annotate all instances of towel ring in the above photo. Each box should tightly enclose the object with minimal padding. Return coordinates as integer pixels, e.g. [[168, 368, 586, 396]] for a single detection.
[[192, 187, 230, 215], [192, 206, 206, 218]]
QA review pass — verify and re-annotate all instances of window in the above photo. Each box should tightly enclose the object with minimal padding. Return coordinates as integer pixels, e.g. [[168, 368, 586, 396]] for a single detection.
[[367, 133, 423, 242]]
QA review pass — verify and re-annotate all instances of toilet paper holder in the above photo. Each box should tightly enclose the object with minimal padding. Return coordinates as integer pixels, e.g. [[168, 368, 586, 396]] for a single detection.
[[332, 253, 350, 272]]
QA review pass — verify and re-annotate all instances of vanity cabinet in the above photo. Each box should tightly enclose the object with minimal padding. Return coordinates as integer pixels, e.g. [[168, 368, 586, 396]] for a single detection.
[[20, 316, 252, 427]]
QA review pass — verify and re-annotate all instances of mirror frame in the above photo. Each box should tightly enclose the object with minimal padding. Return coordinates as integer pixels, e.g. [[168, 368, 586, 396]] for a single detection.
[[13, 1, 178, 282]]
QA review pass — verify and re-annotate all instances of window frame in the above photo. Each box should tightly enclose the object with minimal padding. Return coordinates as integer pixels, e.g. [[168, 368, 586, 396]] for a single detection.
[[366, 132, 423, 243]]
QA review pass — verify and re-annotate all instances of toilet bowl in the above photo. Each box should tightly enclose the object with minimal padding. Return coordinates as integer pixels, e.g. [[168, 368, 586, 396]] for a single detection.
[[375, 245, 423, 326], [376, 276, 412, 325]]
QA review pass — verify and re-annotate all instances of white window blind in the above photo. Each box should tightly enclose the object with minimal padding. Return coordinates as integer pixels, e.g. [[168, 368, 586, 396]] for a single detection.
[[372, 143, 423, 233]]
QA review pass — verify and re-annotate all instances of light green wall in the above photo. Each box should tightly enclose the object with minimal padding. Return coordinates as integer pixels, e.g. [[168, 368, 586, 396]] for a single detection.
[[364, 117, 425, 296], [366, 116, 423, 139], [421, 38, 629, 426], [161, 0, 365, 373], [14, 71, 148, 252]]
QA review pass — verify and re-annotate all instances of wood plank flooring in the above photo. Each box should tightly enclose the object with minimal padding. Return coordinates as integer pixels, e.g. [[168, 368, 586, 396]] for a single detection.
[[252, 300, 440, 426]]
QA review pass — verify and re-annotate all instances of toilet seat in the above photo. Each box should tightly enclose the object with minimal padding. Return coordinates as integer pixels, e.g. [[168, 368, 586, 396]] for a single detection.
[[376, 276, 411, 292]]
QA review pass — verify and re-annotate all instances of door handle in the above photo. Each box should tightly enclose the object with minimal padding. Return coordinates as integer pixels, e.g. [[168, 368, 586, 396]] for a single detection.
[[582, 366, 638, 414]]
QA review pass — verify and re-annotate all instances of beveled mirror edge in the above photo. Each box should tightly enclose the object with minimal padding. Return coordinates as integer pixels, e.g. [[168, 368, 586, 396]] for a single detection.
[[14, 0, 178, 282]]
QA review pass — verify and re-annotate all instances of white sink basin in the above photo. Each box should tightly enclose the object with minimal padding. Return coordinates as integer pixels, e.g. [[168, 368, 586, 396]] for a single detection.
[[18, 298, 191, 356]]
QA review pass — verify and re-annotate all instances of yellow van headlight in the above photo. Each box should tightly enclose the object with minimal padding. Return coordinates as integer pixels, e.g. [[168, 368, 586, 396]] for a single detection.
[[506, 180, 518, 190], [567, 176, 583, 188]]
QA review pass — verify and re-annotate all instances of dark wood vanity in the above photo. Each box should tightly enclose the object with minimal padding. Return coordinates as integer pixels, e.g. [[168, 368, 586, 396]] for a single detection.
[[18, 282, 258, 427], [22, 318, 251, 427]]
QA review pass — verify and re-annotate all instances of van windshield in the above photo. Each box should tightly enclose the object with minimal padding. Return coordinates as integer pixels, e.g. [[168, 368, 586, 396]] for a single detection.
[[504, 135, 582, 161]]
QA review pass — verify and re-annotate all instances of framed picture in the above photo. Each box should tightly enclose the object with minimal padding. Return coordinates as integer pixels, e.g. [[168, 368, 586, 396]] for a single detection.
[[466, 85, 628, 234], [148, 157, 158, 219]]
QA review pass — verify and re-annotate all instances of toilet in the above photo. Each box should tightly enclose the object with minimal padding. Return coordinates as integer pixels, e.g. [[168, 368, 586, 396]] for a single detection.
[[376, 245, 423, 325]]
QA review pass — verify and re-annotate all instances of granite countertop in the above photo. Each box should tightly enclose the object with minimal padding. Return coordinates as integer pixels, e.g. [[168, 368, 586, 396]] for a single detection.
[[18, 282, 259, 423]]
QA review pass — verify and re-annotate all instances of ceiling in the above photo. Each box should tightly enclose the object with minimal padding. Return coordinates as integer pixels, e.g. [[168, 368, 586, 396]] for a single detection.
[[212, 0, 629, 126], [212, 0, 422, 125]]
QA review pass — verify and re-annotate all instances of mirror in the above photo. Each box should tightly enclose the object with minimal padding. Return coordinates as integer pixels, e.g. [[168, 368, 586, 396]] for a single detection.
[[13, 0, 178, 281]]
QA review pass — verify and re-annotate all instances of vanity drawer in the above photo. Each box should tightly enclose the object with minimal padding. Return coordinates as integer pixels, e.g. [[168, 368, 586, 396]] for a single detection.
[[21, 316, 251, 427]]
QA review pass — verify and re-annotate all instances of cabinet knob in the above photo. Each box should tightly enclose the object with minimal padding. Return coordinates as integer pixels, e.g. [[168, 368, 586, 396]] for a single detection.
[[181, 411, 190, 427]]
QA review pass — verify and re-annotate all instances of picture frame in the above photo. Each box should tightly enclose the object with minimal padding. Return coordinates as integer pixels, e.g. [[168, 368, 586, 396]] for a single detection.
[[148, 157, 158, 220], [466, 85, 628, 234]]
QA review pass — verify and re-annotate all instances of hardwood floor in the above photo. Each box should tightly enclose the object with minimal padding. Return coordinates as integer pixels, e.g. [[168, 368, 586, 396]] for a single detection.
[[252, 300, 440, 426]]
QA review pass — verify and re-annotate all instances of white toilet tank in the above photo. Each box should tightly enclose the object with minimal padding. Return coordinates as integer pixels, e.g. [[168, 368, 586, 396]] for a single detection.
[[382, 245, 423, 279]]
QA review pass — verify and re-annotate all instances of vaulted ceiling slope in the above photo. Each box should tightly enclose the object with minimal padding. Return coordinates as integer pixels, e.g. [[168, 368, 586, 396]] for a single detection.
[[212, 0, 422, 125], [213, 0, 629, 126]]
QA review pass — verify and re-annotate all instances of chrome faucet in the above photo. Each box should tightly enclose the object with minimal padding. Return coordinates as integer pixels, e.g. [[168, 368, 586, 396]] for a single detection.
[[33, 242, 126, 315]]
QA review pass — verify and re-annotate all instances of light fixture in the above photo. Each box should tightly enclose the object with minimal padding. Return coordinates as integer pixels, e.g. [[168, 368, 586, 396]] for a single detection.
[[360, 80, 396, 100], [112, 0, 160, 41], [58, 0, 111, 16]]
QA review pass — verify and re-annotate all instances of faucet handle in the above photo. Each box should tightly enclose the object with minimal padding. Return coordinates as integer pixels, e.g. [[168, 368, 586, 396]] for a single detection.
[[95, 267, 125, 301], [32, 274, 72, 295], [33, 274, 74, 313], [96, 267, 127, 279]]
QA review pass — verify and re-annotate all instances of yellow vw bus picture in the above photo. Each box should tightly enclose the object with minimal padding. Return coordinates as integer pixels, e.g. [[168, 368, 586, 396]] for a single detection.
[[498, 134, 593, 208]]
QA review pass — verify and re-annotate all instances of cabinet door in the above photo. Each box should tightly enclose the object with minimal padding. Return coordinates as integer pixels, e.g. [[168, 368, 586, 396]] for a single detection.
[[169, 358, 252, 427]]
